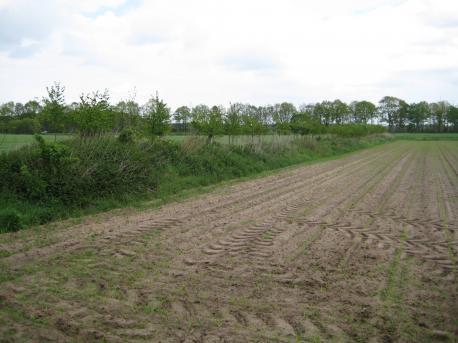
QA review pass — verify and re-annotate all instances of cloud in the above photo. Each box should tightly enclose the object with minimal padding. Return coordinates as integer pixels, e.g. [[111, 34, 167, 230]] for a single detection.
[[81, 0, 144, 18], [8, 42, 41, 58], [222, 53, 281, 72], [0, 0, 457, 107], [0, 0, 60, 54]]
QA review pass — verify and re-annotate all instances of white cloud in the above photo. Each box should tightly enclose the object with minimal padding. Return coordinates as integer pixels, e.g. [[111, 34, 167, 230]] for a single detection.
[[0, 0, 457, 107]]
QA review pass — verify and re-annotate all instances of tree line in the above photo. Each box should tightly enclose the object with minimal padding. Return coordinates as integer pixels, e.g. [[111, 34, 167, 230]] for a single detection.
[[1, 83, 457, 140]]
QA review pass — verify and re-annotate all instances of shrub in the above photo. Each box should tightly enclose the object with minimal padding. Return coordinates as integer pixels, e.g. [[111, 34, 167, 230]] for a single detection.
[[118, 128, 136, 144], [0, 209, 22, 233]]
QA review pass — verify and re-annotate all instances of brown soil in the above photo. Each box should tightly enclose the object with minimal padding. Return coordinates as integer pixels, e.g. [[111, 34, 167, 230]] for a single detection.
[[0, 141, 457, 342]]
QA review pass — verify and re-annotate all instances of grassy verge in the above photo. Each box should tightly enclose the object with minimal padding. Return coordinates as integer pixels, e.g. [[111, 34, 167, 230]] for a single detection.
[[0, 134, 392, 232]]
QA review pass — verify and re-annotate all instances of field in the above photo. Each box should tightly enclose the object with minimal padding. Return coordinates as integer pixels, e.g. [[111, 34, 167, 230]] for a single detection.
[[0, 134, 70, 152], [2, 133, 458, 153], [0, 140, 457, 341]]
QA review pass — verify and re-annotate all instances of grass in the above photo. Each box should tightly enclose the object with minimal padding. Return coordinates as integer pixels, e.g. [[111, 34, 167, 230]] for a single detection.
[[166, 134, 313, 146], [1, 133, 305, 152], [393, 132, 458, 140], [0, 134, 71, 152], [2, 132, 457, 153]]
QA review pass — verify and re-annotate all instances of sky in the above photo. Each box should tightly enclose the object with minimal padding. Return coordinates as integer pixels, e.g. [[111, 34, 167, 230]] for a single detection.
[[0, 0, 457, 108]]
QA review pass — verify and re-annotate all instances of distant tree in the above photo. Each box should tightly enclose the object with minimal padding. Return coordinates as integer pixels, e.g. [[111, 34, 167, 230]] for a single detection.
[[273, 102, 296, 134], [331, 100, 350, 124], [291, 110, 320, 135], [42, 82, 67, 139], [314, 101, 333, 126], [446, 105, 458, 132], [23, 100, 42, 119], [377, 96, 405, 131], [114, 100, 141, 131], [0, 102, 15, 118], [241, 105, 267, 141], [173, 106, 192, 134], [8, 118, 41, 134], [225, 103, 243, 143], [0, 102, 15, 132], [407, 101, 429, 132], [258, 105, 275, 129], [74, 90, 114, 137], [143, 93, 171, 138], [430, 101, 449, 132], [191, 104, 224, 143], [350, 101, 377, 124]]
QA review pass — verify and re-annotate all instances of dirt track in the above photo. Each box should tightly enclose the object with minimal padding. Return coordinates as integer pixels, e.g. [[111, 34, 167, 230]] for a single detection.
[[0, 141, 457, 342]]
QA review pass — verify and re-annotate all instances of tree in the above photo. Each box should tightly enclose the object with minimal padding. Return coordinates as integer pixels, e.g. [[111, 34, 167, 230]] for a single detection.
[[74, 90, 114, 137], [446, 105, 458, 132], [225, 103, 242, 143], [8, 118, 41, 134], [23, 100, 42, 119], [291, 109, 321, 135], [331, 100, 350, 124], [173, 106, 192, 134], [143, 93, 171, 138], [0, 102, 15, 118], [351, 101, 376, 124], [241, 105, 267, 141], [273, 102, 296, 134], [42, 82, 67, 139], [114, 100, 141, 131], [314, 101, 333, 126], [430, 101, 449, 132], [377, 96, 404, 132], [407, 101, 429, 132], [191, 104, 224, 143]]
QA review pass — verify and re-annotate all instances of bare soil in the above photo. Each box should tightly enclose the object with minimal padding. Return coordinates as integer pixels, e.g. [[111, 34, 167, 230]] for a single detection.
[[0, 141, 457, 342]]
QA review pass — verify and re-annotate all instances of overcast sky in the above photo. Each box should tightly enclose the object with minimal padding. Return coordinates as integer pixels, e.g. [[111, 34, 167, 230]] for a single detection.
[[0, 0, 457, 108]]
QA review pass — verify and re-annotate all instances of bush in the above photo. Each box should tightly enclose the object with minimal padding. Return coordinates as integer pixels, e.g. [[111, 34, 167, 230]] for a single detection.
[[118, 128, 136, 144], [0, 209, 22, 233]]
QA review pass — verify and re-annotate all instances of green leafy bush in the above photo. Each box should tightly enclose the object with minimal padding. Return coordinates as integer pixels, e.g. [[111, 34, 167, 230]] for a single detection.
[[0, 209, 22, 233], [118, 128, 136, 144]]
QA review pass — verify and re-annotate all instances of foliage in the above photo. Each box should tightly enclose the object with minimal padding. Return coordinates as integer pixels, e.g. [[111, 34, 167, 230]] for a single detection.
[[41, 82, 67, 134], [173, 106, 192, 133], [143, 93, 171, 137], [5, 118, 41, 134], [0, 209, 22, 233], [350, 101, 377, 124], [191, 105, 224, 143], [118, 128, 136, 144], [114, 99, 141, 130], [291, 111, 323, 135], [273, 102, 296, 134], [74, 90, 114, 136], [225, 103, 243, 141]]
